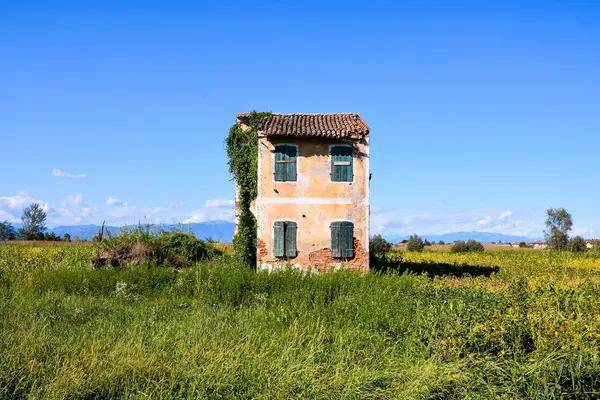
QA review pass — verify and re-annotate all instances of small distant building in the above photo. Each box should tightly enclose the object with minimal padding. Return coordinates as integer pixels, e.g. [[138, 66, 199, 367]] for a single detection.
[[530, 240, 547, 249], [586, 239, 600, 249], [235, 112, 370, 272]]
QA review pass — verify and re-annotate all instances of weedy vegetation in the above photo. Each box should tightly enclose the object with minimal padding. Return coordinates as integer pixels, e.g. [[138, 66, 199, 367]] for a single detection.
[[2, 237, 600, 399]]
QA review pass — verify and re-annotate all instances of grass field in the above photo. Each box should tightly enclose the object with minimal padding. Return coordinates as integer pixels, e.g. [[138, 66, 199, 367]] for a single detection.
[[2, 243, 600, 399]]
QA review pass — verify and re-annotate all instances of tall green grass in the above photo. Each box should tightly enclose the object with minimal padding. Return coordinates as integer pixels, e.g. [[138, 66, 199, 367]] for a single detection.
[[2, 244, 600, 398]]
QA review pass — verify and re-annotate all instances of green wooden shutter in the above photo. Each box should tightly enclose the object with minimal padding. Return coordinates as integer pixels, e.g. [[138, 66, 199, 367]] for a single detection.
[[331, 147, 341, 182], [274, 147, 285, 181], [341, 222, 354, 258], [274, 145, 297, 182], [273, 221, 285, 257], [331, 146, 353, 182], [286, 146, 297, 181], [340, 147, 353, 182], [285, 222, 297, 258], [330, 221, 342, 257]]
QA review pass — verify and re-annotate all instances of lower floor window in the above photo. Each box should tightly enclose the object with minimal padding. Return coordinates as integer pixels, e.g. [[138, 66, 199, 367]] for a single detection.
[[330, 221, 354, 258], [273, 221, 297, 258]]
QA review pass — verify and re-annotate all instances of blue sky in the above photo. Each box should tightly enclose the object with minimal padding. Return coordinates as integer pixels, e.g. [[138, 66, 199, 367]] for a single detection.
[[1, 1, 599, 238]]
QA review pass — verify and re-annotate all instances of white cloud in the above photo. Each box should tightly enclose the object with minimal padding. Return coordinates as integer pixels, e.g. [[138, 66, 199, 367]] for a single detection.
[[0, 191, 40, 209], [170, 201, 185, 208], [66, 194, 84, 206], [1, 191, 183, 227], [0, 209, 16, 222], [184, 208, 235, 223], [370, 208, 545, 239], [498, 211, 513, 221], [573, 227, 595, 237], [476, 216, 493, 226], [0, 192, 49, 223], [204, 199, 235, 208], [50, 194, 97, 225], [184, 199, 236, 223], [106, 205, 165, 225], [106, 197, 124, 206], [51, 169, 87, 179]]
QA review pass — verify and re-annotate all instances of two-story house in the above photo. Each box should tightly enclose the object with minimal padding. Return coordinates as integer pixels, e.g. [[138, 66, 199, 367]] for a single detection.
[[236, 112, 370, 272]]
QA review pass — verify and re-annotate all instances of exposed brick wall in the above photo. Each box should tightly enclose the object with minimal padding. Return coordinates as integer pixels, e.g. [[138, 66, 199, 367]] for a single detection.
[[308, 238, 368, 273], [258, 237, 369, 273], [257, 238, 268, 263]]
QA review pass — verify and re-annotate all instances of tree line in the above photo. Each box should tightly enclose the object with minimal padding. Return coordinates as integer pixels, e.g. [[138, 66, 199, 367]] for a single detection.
[[0, 203, 71, 242], [369, 206, 594, 255]]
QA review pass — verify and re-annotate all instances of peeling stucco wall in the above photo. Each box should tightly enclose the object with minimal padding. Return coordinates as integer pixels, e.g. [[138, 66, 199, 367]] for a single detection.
[[256, 136, 370, 272]]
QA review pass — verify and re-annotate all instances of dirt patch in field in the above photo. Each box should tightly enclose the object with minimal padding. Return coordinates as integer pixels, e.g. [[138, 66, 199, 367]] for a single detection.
[[90, 242, 187, 269]]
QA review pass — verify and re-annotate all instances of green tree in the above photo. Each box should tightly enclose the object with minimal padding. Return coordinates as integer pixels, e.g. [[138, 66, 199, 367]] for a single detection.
[[0, 221, 16, 241], [569, 236, 587, 253], [369, 234, 392, 267], [63, 233, 71, 242], [18, 203, 47, 240], [44, 232, 59, 241], [407, 234, 425, 252], [369, 234, 392, 256], [544, 207, 573, 251], [451, 240, 484, 253]]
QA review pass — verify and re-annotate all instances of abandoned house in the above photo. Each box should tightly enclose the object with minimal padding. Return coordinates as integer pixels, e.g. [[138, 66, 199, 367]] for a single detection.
[[235, 112, 370, 272]]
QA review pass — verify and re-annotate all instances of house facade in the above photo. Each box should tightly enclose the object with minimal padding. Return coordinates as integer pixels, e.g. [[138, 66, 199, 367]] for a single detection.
[[236, 112, 370, 272]]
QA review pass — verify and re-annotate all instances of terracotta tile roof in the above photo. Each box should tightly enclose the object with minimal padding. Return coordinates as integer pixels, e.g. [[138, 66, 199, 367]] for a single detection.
[[237, 113, 370, 139]]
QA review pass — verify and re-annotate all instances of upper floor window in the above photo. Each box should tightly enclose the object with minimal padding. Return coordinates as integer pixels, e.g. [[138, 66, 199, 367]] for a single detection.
[[330, 146, 353, 182], [274, 145, 297, 182], [273, 221, 297, 258], [330, 221, 354, 258]]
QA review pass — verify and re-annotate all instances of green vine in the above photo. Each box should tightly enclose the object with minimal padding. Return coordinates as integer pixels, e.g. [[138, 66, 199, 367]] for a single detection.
[[226, 111, 272, 267]]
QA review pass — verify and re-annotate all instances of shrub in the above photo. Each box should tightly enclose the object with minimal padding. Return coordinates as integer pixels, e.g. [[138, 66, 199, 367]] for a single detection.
[[407, 234, 425, 252], [519, 241, 528, 248], [569, 236, 587, 253], [158, 232, 220, 262], [91, 226, 221, 268], [451, 240, 484, 253], [369, 234, 392, 256], [369, 235, 392, 268]]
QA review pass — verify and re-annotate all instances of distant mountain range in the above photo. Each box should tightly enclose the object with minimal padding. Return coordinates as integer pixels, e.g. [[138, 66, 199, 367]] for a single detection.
[[8, 222, 539, 244], [12, 221, 236, 242], [384, 231, 542, 244]]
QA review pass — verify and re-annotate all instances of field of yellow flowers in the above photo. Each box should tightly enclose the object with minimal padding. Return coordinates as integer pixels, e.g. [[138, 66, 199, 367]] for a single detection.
[[2, 242, 600, 398]]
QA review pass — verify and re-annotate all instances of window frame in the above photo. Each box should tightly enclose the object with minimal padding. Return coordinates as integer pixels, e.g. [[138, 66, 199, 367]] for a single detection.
[[329, 144, 354, 183], [273, 144, 298, 182], [273, 220, 298, 259], [330, 220, 354, 259]]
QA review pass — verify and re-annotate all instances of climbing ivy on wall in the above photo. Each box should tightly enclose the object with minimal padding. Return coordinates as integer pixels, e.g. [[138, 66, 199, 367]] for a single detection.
[[226, 111, 272, 267]]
